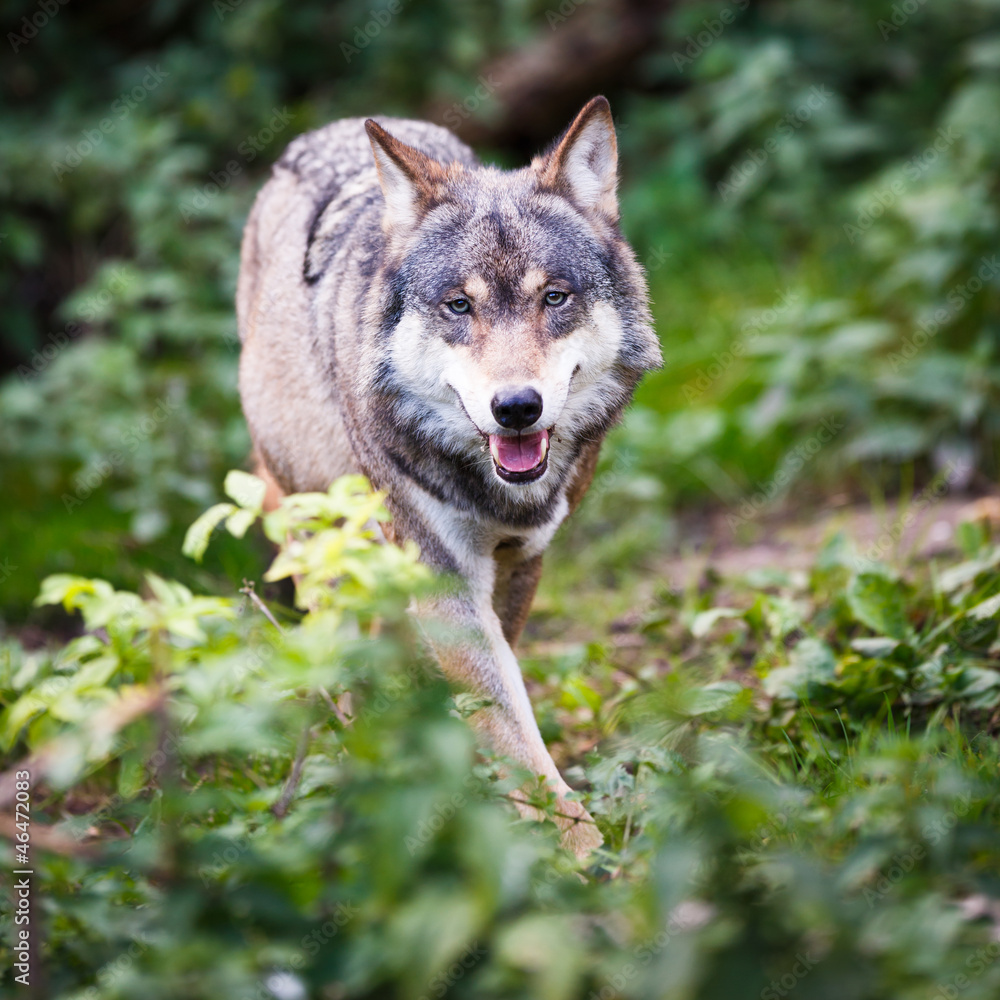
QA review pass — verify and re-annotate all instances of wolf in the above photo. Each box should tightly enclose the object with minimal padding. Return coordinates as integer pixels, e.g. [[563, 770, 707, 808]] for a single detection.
[[236, 96, 661, 856]]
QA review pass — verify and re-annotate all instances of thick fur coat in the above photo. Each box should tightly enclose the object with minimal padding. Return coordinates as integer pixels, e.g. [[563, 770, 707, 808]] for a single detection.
[[237, 97, 661, 855]]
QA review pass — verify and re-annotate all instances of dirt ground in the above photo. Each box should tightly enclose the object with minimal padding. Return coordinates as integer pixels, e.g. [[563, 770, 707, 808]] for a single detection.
[[660, 494, 1000, 587]]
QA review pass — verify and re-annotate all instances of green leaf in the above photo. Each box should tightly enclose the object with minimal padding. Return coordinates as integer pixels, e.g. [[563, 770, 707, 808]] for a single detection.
[[223, 470, 266, 512], [559, 675, 603, 712], [144, 573, 193, 608], [763, 638, 837, 699], [117, 750, 149, 800], [225, 507, 258, 539], [679, 680, 744, 716], [182, 502, 237, 563], [452, 692, 494, 717], [936, 548, 1000, 594], [34, 575, 110, 610], [763, 595, 809, 638], [847, 573, 910, 641], [71, 654, 120, 692], [966, 592, 1000, 620], [691, 607, 744, 638], [1, 694, 48, 748], [850, 637, 901, 658]]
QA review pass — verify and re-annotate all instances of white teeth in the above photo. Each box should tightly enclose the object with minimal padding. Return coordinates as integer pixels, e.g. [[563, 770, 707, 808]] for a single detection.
[[489, 436, 500, 464], [539, 434, 548, 463]]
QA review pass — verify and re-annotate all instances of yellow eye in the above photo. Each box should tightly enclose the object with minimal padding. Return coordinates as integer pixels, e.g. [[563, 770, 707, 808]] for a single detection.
[[447, 298, 471, 314], [544, 290, 567, 307]]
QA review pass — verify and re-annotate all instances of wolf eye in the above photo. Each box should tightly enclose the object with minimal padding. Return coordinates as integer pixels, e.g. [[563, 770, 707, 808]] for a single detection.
[[544, 290, 567, 307], [446, 298, 471, 315]]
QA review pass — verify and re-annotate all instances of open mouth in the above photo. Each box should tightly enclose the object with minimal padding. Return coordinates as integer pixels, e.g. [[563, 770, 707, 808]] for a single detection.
[[488, 429, 549, 483]]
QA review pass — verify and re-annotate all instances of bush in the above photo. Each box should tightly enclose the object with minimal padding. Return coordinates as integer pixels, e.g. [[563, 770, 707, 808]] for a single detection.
[[1, 477, 999, 998]]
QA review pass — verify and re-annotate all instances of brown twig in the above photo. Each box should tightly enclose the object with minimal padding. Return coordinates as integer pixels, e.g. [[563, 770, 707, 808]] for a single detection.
[[0, 686, 164, 810], [319, 685, 352, 728], [240, 579, 285, 633], [501, 790, 599, 827], [272, 723, 311, 819], [0, 812, 96, 857], [426, 0, 675, 153]]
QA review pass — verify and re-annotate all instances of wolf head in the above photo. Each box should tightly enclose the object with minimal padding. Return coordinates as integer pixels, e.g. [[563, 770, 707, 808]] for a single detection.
[[362, 97, 661, 522]]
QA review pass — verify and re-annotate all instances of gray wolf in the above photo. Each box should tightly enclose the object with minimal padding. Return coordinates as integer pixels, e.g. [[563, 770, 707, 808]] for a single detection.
[[236, 96, 661, 856]]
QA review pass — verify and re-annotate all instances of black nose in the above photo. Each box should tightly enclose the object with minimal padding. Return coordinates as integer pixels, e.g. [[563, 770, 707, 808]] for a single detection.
[[491, 387, 543, 430]]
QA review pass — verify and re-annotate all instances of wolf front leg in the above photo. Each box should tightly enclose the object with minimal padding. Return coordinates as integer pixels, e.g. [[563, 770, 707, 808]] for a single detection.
[[422, 587, 603, 859]]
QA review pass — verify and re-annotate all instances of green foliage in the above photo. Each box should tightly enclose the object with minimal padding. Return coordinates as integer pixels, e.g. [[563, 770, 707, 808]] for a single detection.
[[1, 480, 999, 998], [3, 0, 1000, 616], [602, 0, 1000, 512], [4, 2, 1000, 995]]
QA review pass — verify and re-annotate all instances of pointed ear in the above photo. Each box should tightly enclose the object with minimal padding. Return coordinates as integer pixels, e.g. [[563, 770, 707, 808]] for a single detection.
[[536, 96, 619, 220], [365, 119, 448, 232]]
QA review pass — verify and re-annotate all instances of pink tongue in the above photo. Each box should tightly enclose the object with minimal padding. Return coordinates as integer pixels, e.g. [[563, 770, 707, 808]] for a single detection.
[[490, 430, 548, 472]]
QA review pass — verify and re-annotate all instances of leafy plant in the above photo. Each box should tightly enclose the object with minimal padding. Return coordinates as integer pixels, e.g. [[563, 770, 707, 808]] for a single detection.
[[1, 480, 999, 998]]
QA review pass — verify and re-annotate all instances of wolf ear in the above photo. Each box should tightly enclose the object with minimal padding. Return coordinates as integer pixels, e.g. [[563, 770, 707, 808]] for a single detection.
[[365, 119, 447, 233], [536, 96, 619, 220]]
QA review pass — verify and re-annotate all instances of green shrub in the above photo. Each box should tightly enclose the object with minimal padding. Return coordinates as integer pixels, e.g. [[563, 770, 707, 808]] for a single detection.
[[1, 477, 999, 998]]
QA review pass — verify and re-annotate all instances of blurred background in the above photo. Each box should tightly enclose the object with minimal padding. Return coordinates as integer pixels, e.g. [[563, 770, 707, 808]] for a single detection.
[[2, 0, 1000, 626], [4, 6, 1000, 998]]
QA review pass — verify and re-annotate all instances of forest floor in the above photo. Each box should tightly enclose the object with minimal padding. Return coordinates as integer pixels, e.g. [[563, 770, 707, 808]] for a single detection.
[[522, 490, 1000, 773]]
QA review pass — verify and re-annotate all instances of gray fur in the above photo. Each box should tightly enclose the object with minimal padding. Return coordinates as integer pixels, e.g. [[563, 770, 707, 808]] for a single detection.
[[237, 99, 660, 856]]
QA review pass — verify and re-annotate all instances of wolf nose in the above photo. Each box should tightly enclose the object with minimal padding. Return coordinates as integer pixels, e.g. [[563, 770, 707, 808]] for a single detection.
[[491, 387, 543, 430]]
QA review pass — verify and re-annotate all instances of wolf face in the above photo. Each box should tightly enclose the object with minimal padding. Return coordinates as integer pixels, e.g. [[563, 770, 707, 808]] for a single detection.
[[362, 98, 661, 520]]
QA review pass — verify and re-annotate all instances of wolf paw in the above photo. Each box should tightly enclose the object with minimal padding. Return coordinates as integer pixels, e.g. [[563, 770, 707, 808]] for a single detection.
[[509, 787, 603, 859], [553, 796, 603, 860]]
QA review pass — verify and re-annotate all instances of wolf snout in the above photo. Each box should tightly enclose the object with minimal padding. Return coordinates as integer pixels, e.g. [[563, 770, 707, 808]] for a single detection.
[[490, 386, 542, 430]]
